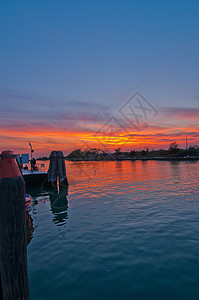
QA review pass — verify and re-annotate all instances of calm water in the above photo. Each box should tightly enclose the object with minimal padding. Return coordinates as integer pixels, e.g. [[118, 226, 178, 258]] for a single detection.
[[27, 160, 199, 300]]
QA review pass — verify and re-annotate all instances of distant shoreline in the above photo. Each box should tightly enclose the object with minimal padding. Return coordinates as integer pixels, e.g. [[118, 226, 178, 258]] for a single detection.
[[65, 156, 199, 162], [37, 146, 199, 162]]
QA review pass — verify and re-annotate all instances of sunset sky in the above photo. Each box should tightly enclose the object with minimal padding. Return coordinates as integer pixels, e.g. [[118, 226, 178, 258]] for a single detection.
[[0, 0, 199, 157]]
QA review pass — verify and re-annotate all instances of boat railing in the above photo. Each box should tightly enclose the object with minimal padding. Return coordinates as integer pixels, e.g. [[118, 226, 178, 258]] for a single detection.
[[36, 163, 45, 172], [22, 163, 46, 172]]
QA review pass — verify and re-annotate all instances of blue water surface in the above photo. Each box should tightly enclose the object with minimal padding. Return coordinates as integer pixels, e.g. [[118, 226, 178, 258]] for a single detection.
[[27, 160, 199, 300]]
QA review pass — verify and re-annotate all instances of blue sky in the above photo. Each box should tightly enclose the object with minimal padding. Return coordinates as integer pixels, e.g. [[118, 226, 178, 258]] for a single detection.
[[0, 0, 199, 155]]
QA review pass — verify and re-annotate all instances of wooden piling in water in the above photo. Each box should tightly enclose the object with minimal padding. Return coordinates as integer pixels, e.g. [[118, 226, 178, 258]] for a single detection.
[[0, 150, 29, 300], [48, 151, 68, 187]]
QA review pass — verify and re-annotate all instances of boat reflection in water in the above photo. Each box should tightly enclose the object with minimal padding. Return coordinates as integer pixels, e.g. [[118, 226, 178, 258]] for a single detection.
[[48, 187, 68, 226], [26, 185, 69, 228]]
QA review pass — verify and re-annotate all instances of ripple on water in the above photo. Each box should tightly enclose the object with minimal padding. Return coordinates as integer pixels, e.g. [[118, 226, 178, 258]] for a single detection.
[[28, 160, 199, 300]]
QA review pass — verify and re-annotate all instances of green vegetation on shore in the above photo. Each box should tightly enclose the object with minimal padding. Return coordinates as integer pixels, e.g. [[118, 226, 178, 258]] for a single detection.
[[66, 143, 199, 161]]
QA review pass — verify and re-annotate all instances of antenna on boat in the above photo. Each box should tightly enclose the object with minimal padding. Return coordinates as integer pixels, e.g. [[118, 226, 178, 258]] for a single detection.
[[29, 143, 35, 172]]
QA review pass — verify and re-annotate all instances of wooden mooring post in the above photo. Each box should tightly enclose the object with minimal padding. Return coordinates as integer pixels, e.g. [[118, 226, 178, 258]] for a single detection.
[[0, 150, 29, 300], [48, 151, 69, 188]]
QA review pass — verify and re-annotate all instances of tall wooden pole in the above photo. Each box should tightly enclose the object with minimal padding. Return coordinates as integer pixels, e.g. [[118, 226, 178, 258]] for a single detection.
[[0, 150, 29, 300]]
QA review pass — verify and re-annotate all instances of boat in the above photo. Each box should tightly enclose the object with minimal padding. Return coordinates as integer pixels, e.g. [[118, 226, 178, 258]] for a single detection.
[[22, 169, 48, 188], [17, 144, 48, 188]]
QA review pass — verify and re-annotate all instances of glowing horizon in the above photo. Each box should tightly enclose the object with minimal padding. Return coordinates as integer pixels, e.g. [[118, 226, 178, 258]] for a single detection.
[[0, 106, 198, 157]]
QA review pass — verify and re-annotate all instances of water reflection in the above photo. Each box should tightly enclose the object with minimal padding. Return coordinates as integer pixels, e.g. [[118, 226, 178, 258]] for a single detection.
[[116, 161, 123, 173], [26, 185, 69, 228], [49, 187, 68, 226], [26, 210, 34, 245], [26, 186, 46, 199]]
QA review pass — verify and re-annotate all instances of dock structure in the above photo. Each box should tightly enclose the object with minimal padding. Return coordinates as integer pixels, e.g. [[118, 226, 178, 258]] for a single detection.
[[0, 150, 29, 300], [48, 151, 69, 188]]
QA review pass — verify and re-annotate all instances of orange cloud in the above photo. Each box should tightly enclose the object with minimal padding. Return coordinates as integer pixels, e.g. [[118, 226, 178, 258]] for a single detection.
[[0, 90, 199, 157]]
